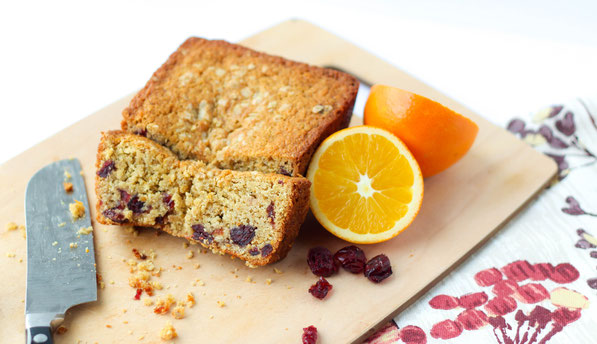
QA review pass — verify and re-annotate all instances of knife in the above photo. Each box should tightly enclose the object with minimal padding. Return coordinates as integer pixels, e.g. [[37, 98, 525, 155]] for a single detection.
[[25, 159, 97, 344]]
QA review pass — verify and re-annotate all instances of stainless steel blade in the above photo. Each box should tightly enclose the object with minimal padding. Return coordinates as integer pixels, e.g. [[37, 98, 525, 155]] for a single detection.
[[25, 159, 97, 322]]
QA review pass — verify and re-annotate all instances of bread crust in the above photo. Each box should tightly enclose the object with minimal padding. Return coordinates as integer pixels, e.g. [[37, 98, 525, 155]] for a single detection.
[[122, 37, 359, 176]]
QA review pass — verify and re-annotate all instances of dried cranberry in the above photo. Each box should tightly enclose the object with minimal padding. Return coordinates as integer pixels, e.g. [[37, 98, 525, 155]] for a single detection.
[[307, 247, 338, 277], [302, 325, 318, 344], [191, 224, 213, 243], [248, 247, 260, 256], [230, 225, 256, 246], [364, 254, 393, 283], [309, 277, 332, 300], [334, 245, 367, 274], [133, 128, 147, 137], [154, 215, 166, 225], [279, 167, 292, 176], [133, 288, 143, 300], [163, 193, 174, 210], [102, 208, 128, 223], [154, 193, 174, 225], [261, 244, 273, 257], [119, 189, 131, 204], [127, 195, 146, 214], [266, 202, 275, 225], [97, 160, 115, 178]]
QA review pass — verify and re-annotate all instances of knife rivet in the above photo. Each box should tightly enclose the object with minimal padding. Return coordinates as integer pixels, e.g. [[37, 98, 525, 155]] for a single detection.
[[33, 333, 48, 343]]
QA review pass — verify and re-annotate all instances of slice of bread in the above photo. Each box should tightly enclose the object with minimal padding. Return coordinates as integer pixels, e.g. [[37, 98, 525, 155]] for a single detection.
[[121, 37, 359, 176], [95, 131, 311, 266]]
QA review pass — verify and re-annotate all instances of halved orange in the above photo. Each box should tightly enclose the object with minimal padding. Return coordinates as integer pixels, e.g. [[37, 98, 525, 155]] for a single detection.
[[307, 126, 423, 244], [364, 85, 479, 178]]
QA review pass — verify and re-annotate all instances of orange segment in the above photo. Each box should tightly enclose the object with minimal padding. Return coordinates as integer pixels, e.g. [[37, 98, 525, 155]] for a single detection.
[[364, 85, 479, 177], [307, 126, 423, 244]]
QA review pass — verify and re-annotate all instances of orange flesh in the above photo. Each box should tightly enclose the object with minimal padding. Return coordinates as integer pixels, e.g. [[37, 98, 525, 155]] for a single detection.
[[313, 133, 413, 234]]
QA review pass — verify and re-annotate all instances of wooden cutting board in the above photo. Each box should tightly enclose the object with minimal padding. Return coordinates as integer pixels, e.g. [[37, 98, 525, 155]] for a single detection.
[[0, 20, 556, 344]]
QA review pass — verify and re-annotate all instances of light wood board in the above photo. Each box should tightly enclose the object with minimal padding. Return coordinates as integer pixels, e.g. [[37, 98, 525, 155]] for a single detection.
[[0, 20, 556, 344]]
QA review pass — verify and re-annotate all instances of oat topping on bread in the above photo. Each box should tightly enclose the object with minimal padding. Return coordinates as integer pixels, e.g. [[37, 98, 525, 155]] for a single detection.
[[121, 37, 359, 176], [95, 131, 310, 267]]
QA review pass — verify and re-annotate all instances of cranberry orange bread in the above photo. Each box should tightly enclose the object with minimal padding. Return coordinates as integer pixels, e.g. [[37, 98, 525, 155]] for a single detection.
[[95, 131, 311, 266], [121, 37, 359, 176]]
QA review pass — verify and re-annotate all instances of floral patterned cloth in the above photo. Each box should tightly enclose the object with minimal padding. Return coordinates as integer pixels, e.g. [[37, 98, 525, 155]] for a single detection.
[[364, 97, 597, 344]]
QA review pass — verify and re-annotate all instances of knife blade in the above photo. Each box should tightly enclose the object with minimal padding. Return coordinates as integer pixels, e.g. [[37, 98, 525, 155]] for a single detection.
[[25, 159, 97, 344]]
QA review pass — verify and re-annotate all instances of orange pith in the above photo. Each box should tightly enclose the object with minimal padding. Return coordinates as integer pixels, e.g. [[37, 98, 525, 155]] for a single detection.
[[307, 126, 423, 244], [364, 85, 479, 177]]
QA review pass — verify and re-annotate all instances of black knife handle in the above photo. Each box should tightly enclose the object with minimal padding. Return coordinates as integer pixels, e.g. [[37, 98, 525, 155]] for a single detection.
[[27, 326, 53, 344]]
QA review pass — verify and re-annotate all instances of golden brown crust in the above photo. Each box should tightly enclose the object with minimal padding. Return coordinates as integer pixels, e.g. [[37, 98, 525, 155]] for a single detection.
[[121, 37, 359, 176], [264, 179, 311, 265]]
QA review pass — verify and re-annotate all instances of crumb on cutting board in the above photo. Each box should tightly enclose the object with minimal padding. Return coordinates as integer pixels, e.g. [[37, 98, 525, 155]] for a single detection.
[[154, 294, 176, 314], [186, 292, 195, 307], [69, 200, 85, 220], [97, 273, 105, 289], [6, 222, 26, 238], [192, 279, 205, 287], [132, 248, 147, 260], [171, 305, 185, 319], [159, 322, 177, 341]]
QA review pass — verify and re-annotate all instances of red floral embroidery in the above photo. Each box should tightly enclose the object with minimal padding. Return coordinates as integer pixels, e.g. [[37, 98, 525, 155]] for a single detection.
[[427, 260, 586, 343], [367, 259, 587, 343]]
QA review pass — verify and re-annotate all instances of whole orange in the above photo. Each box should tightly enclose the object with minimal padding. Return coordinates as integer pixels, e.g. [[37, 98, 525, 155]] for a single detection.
[[364, 85, 479, 177]]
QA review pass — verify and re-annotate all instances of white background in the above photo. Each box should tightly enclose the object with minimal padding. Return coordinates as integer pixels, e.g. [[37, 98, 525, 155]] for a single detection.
[[1, 0, 597, 164]]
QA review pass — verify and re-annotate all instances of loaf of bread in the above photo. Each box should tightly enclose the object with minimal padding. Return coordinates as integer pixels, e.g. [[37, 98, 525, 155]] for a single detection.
[[95, 131, 311, 266], [121, 37, 359, 176]]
